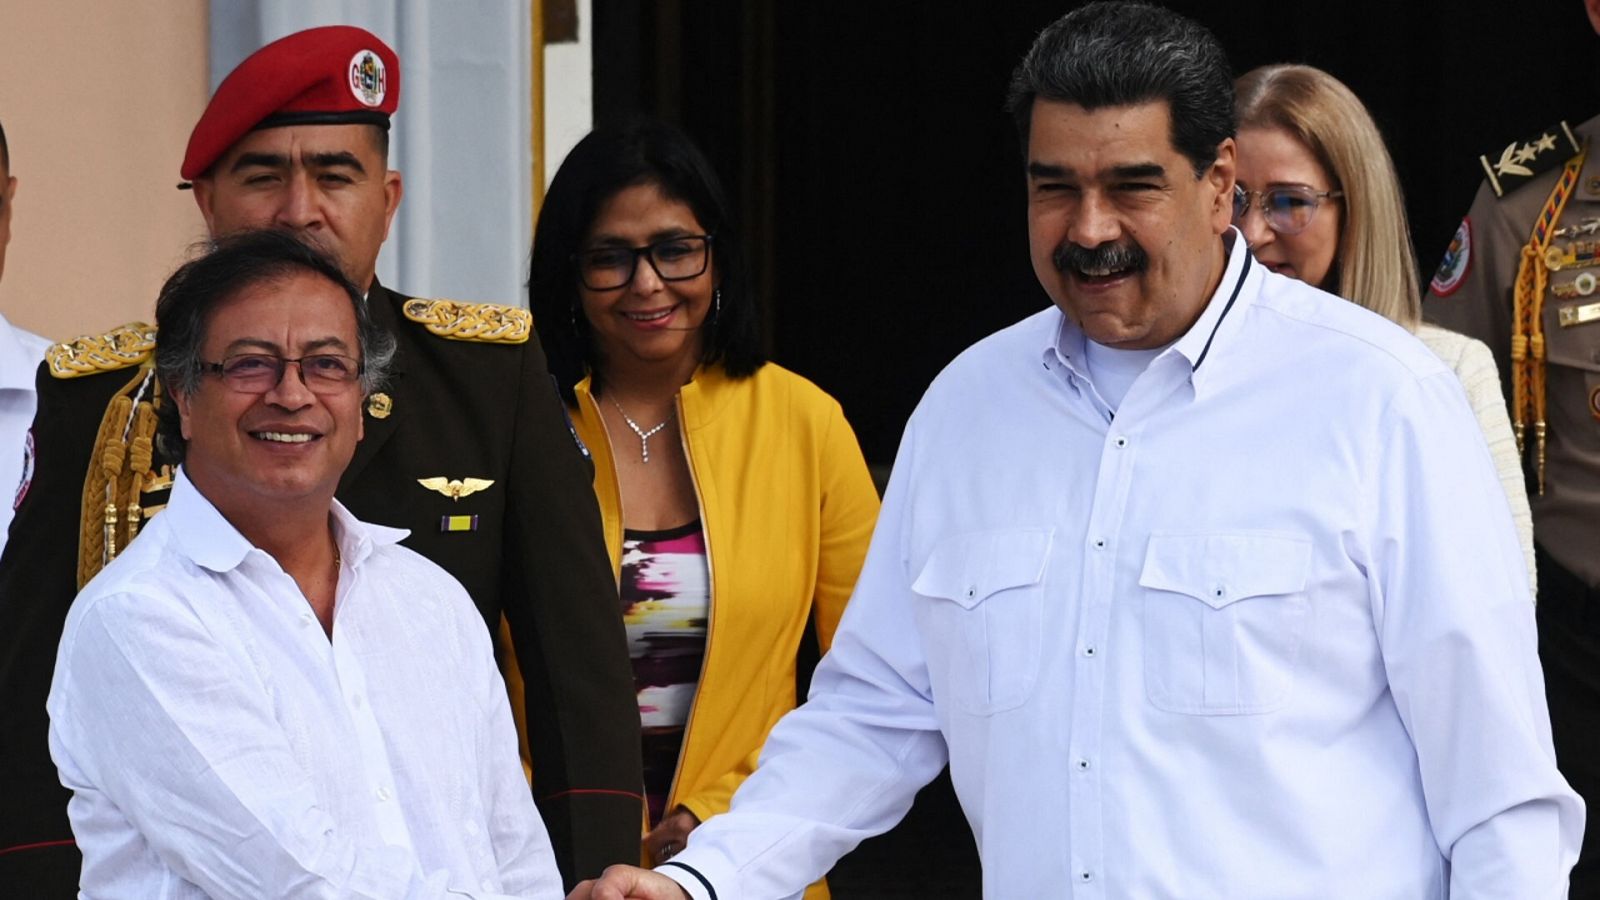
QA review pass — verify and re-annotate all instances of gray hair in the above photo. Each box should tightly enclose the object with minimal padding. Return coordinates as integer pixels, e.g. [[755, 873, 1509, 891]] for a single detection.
[[154, 229, 396, 462]]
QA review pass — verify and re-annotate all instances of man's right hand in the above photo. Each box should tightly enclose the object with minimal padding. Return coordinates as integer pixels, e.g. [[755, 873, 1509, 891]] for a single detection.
[[567, 865, 692, 900]]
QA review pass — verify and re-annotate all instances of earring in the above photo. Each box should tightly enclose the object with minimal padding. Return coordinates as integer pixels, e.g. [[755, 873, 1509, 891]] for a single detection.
[[714, 288, 722, 320], [570, 302, 580, 334]]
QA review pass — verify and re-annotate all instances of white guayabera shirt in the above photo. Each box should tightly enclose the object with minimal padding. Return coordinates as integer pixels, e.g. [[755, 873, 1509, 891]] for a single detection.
[[659, 234, 1582, 900], [47, 469, 561, 900]]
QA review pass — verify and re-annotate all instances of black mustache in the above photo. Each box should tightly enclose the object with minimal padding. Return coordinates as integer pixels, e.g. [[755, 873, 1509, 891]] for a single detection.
[[1053, 242, 1148, 275]]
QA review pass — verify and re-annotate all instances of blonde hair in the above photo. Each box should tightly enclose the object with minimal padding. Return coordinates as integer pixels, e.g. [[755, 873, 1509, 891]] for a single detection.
[[1234, 64, 1421, 330]]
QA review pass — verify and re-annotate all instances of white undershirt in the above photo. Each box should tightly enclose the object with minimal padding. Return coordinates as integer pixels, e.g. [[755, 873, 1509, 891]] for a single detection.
[[1084, 339, 1168, 412]]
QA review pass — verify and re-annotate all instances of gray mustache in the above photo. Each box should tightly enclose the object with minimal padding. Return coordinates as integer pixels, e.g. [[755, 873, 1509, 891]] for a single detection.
[[1053, 242, 1148, 275]]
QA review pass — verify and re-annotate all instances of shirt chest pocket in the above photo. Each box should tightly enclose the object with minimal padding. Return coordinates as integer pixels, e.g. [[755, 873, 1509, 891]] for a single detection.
[[1140, 532, 1312, 716], [912, 528, 1053, 716]]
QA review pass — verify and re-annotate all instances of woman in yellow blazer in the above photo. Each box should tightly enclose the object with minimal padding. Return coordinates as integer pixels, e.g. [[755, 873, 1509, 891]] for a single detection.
[[529, 121, 880, 899]]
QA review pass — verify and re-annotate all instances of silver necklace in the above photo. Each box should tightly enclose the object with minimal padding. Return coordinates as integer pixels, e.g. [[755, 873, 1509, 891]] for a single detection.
[[608, 394, 672, 463]]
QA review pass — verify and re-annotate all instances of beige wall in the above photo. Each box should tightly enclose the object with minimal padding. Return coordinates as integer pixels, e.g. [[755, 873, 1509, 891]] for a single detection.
[[0, 1, 209, 343]]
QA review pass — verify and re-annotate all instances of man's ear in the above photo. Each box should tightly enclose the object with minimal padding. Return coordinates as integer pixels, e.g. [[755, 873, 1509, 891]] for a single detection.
[[380, 171, 403, 242], [1207, 137, 1238, 236], [171, 388, 195, 441], [191, 178, 218, 235]]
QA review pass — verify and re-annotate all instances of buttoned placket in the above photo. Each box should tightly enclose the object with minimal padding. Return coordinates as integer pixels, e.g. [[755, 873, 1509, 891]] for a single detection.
[[270, 549, 417, 854], [1055, 347, 1193, 898]]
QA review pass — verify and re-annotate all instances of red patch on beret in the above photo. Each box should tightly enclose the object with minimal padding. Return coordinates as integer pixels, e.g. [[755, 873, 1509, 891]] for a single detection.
[[181, 25, 400, 181]]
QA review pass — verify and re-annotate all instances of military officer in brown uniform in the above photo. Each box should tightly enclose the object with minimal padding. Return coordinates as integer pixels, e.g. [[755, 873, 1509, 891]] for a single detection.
[[0, 26, 641, 897], [1425, 5, 1600, 895]]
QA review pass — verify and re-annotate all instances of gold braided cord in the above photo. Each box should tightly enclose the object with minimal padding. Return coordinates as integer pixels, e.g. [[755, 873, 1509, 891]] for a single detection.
[[77, 370, 158, 589], [402, 298, 532, 344], [1511, 145, 1587, 494]]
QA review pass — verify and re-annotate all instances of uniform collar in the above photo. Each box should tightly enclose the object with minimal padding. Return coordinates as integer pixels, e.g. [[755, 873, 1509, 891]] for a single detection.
[[166, 467, 407, 575]]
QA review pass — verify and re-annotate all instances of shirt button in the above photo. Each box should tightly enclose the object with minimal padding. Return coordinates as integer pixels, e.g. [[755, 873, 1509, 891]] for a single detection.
[[299, 613, 314, 627], [1083, 645, 1097, 657], [1113, 436, 1128, 448], [965, 585, 977, 600], [350, 693, 363, 709], [1092, 538, 1106, 549], [1214, 585, 1226, 600], [1076, 758, 1090, 771], [464, 820, 480, 837], [375, 786, 391, 802], [1081, 870, 1094, 882]]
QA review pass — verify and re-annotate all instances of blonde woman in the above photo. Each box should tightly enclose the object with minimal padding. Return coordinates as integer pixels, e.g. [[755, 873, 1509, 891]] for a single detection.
[[1234, 63, 1536, 594]]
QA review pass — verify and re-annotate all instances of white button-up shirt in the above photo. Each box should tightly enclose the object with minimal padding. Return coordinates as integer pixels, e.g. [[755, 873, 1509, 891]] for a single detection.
[[660, 235, 1583, 899], [48, 470, 561, 899], [0, 311, 49, 553]]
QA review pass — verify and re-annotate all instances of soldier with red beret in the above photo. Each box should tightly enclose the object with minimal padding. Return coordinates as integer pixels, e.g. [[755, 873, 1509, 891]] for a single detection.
[[0, 26, 642, 896]]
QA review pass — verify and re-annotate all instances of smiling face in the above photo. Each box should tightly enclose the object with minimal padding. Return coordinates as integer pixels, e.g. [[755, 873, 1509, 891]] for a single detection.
[[1026, 99, 1235, 349], [1234, 126, 1342, 288], [191, 124, 402, 292], [172, 270, 365, 526], [577, 181, 715, 378]]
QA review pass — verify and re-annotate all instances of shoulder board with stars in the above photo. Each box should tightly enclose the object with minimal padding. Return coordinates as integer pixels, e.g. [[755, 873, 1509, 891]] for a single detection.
[[401, 298, 531, 345], [46, 322, 158, 379], [1479, 121, 1582, 198]]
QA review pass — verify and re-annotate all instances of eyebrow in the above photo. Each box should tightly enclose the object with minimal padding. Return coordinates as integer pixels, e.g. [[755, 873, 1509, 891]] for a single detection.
[[221, 335, 353, 356], [586, 227, 702, 247], [227, 150, 367, 175], [1026, 161, 1168, 181]]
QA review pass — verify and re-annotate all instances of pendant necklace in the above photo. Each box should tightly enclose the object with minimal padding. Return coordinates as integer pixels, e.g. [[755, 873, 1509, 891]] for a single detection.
[[609, 394, 672, 463]]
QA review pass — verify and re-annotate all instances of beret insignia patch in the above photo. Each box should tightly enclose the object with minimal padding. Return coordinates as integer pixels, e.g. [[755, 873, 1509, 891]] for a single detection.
[[348, 49, 387, 108]]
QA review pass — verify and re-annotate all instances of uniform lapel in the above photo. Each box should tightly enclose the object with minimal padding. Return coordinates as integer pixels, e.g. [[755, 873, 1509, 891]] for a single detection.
[[341, 281, 408, 490]]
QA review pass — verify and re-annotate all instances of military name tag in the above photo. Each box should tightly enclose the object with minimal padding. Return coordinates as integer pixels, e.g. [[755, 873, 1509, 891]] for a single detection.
[[1558, 301, 1600, 328]]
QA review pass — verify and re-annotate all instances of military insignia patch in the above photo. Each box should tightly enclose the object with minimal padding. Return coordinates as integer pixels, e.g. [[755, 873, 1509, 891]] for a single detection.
[[348, 49, 387, 108], [1479, 122, 1581, 198], [1430, 218, 1472, 297], [13, 429, 34, 511]]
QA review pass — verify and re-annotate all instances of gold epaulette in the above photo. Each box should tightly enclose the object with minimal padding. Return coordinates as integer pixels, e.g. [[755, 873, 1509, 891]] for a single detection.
[[47, 322, 158, 379], [1479, 122, 1582, 198], [402, 298, 531, 345]]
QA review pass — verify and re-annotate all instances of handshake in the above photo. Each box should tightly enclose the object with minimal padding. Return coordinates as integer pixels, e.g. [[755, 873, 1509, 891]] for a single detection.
[[567, 865, 692, 900]]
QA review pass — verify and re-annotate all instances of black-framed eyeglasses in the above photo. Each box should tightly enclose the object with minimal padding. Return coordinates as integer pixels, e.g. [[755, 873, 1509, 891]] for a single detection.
[[198, 353, 364, 395], [574, 235, 714, 291], [1232, 184, 1342, 235]]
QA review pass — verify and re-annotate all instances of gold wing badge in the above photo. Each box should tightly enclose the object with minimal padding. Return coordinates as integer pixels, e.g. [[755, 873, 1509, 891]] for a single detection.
[[418, 476, 495, 501], [419, 476, 495, 533]]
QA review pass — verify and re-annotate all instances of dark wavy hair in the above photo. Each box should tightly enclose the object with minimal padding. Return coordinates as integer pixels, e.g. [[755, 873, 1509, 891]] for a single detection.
[[154, 229, 396, 462], [528, 120, 764, 403], [1005, 1, 1235, 177]]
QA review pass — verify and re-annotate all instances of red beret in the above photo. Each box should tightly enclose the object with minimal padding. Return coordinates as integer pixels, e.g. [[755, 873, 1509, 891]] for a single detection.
[[180, 26, 401, 180]]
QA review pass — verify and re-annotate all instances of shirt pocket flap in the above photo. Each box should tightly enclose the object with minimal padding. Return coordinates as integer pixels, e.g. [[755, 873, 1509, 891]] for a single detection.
[[1139, 532, 1311, 610], [911, 527, 1054, 610]]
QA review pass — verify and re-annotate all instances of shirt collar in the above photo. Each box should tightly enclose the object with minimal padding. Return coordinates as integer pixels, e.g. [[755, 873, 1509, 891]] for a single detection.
[[0, 312, 41, 392], [1042, 228, 1256, 394], [165, 467, 408, 574]]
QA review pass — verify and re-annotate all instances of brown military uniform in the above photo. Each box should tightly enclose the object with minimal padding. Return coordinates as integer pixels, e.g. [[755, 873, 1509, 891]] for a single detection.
[[1426, 113, 1600, 897]]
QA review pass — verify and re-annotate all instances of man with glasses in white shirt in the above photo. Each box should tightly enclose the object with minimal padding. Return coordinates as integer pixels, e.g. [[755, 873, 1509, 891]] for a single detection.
[[575, 3, 1582, 898], [47, 230, 562, 899]]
